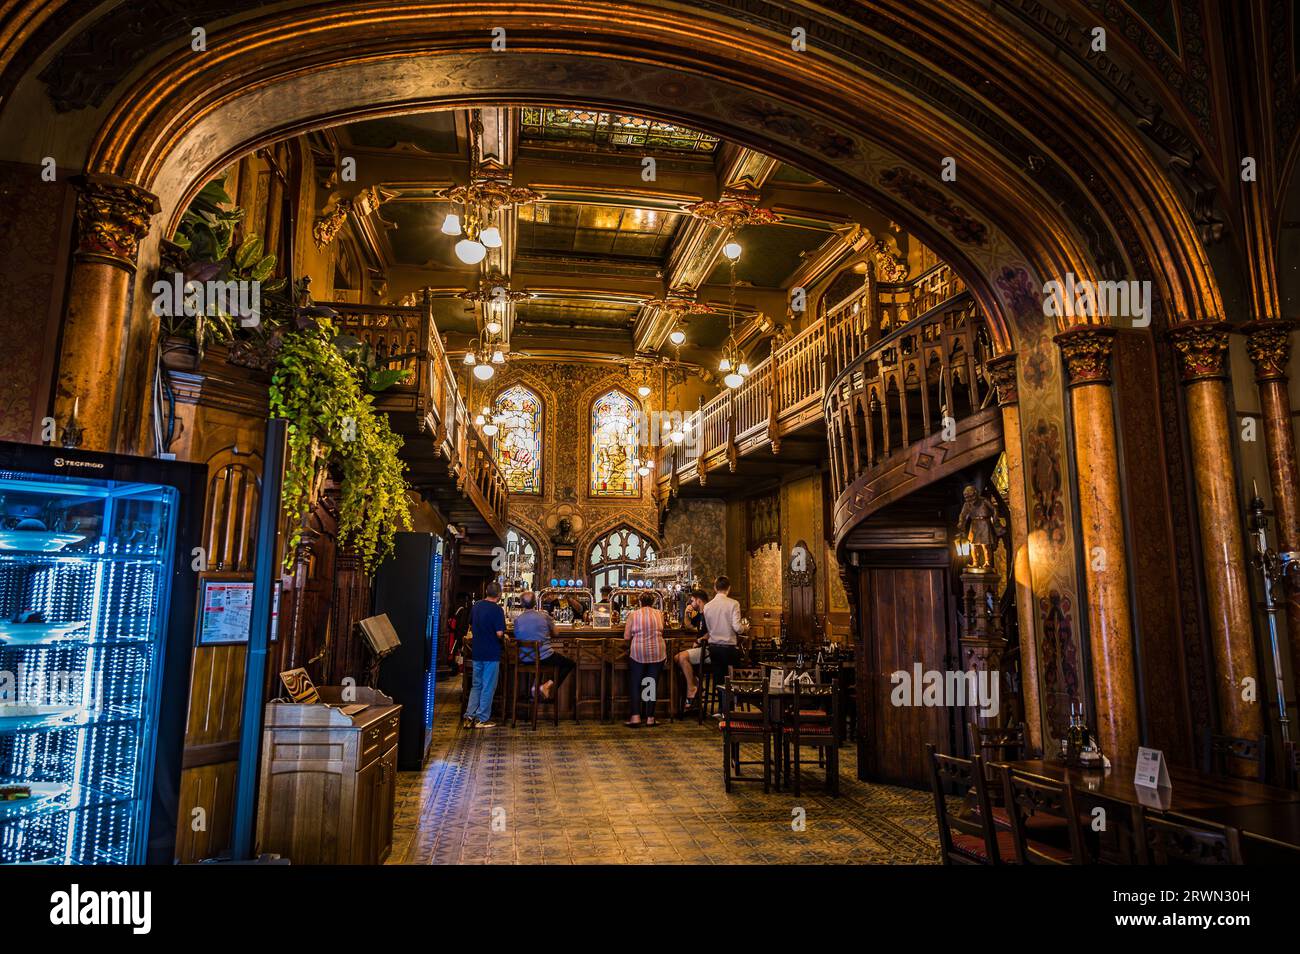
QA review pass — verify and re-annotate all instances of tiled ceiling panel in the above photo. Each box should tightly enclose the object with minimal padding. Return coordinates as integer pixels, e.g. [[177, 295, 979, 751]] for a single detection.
[[518, 202, 681, 261]]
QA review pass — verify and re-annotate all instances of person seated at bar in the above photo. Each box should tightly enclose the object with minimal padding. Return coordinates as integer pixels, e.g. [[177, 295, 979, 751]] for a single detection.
[[675, 577, 748, 712], [674, 588, 711, 709], [624, 591, 666, 727], [513, 591, 575, 701]]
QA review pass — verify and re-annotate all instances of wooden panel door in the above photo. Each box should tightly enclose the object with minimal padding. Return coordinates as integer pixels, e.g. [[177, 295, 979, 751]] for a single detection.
[[856, 561, 956, 788]]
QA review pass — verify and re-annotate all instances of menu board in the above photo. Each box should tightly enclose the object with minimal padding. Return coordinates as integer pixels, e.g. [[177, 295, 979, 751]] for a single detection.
[[197, 578, 256, 645]]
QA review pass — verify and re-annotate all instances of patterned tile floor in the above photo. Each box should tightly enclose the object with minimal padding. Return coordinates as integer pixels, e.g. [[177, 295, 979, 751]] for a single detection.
[[388, 678, 942, 864]]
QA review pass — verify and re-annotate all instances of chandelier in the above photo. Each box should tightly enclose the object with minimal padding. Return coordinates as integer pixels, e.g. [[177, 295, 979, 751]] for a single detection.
[[643, 292, 715, 346], [458, 270, 531, 335], [683, 187, 783, 231], [719, 238, 750, 389], [440, 178, 543, 264]]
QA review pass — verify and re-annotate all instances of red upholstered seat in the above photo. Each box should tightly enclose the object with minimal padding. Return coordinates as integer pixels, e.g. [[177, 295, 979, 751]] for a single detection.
[[720, 720, 766, 732], [783, 723, 833, 735], [951, 829, 1017, 863], [988, 806, 1070, 835]]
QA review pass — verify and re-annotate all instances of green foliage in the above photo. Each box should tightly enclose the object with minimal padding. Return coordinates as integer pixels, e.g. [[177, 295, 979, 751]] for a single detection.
[[268, 319, 413, 572]]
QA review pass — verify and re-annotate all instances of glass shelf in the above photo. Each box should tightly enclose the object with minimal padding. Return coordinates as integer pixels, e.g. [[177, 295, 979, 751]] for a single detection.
[[0, 782, 129, 825], [0, 706, 143, 737]]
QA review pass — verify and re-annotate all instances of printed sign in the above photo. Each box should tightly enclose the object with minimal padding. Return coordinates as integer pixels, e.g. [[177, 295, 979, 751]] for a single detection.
[[197, 579, 255, 645], [1134, 746, 1171, 790]]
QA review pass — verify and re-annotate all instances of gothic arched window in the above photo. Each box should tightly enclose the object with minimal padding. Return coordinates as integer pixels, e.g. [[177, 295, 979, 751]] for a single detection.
[[493, 384, 543, 494], [588, 526, 657, 593], [590, 388, 639, 496]]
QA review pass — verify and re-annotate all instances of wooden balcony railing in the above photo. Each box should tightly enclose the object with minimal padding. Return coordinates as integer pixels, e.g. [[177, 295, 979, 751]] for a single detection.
[[330, 293, 508, 536], [824, 294, 996, 504]]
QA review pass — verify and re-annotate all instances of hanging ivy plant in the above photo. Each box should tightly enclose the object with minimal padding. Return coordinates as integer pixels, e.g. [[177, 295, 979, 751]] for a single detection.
[[268, 317, 412, 571]]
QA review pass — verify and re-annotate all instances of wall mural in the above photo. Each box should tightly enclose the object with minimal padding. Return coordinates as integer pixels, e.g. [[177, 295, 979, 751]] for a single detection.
[[748, 543, 783, 610], [994, 263, 1085, 749], [661, 498, 727, 587]]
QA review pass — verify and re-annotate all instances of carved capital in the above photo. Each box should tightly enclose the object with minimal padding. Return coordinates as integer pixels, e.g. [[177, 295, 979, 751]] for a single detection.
[[1167, 322, 1232, 382], [73, 173, 160, 267], [985, 353, 1018, 406], [1054, 326, 1116, 387], [1242, 320, 1294, 383]]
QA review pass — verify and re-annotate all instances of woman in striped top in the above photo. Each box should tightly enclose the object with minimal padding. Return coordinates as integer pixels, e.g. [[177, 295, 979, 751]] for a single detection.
[[623, 592, 666, 727]]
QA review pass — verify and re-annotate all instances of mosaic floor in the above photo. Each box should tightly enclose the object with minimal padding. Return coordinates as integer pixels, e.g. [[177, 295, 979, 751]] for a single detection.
[[388, 678, 942, 865]]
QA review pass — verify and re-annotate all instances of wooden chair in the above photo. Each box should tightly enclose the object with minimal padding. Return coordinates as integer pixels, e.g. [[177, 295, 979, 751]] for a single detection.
[[1135, 810, 1244, 865], [1072, 792, 1143, 864], [926, 745, 1010, 865], [969, 720, 1028, 761], [781, 678, 841, 797], [719, 673, 772, 793], [572, 638, 606, 723], [999, 766, 1085, 864], [1203, 730, 1267, 782], [508, 641, 561, 729]]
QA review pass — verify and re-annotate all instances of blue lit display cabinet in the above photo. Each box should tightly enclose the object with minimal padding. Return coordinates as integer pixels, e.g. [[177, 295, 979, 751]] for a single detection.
[[0, 441, 205, 864]]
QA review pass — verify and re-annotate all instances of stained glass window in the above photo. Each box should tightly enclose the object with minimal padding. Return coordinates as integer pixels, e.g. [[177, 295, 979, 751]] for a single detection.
[[589, 527, 657, 593], [519, 107, 719, 153], [590, 389, 639, 496], [493, 385, 543, 494]]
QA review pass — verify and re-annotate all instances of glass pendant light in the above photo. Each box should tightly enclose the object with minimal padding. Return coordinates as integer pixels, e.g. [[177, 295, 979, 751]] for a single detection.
[[483, 419, 499, 437], [637, 385, 652, 398], [479, 226, 503, 248], [486, 319, 502, 335], [724, 370, 744, 389], [473, 362, 495, 380], [738, 362, 750, 376], [491, 349, 505, 364], [722, 240, 742, 261], [719, 356, 731, 372], [441, 212, 462, 236], [456, 238, 488, 265], [669, 326, 686, 346], [463, 350, 477, 365]]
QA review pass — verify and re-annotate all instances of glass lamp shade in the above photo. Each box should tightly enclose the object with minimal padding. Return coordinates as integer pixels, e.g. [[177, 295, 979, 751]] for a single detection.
[[482, 422, 499, 437], [722, 240, 742, 261], [718, 357, 731, 372], [486, 320, 502, 334], [479, 226, 503, 248], [474, 413, 485, 426], [491, 349, 505, 364], [472, 362, 495, 380], [455, 238, 488, 264], [668, 328, 686, 345], [637, 466, 650, 477], [441, 213, 462, 236], [462, 351, 477, 365], [724, 372, 744, 388], [637, 385, 652, 397], [669, 429, 685, 444], [738, 362, 750, 376]]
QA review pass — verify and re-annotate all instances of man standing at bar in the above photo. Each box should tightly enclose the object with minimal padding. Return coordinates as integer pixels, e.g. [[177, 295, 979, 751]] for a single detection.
[[463, 582, 506, 729], [676, 579, 747, 711]]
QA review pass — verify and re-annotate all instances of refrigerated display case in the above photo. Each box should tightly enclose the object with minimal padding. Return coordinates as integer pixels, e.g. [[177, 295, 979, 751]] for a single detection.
[[0, 441, 205, 864]]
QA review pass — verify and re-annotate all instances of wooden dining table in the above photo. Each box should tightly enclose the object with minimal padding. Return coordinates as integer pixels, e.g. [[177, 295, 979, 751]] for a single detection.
[[1000, 758, 1300, 857]]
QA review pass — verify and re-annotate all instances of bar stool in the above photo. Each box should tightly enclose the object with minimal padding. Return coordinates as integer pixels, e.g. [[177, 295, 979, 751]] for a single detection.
[[605, 637, 630, 722], [509, 642, 561, 729], [573, 638, 606, 723]]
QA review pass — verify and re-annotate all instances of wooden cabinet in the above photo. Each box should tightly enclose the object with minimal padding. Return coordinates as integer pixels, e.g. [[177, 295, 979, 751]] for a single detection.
[[256, 686, 401, 864]]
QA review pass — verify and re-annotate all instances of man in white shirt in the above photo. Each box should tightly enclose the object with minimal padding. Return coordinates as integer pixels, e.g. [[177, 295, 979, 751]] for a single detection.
[[674, 576, 749, 710]]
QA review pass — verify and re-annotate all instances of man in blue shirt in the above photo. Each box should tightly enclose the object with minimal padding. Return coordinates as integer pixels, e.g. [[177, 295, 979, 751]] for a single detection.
[[463, 582, 506, 728], [512, 591, 575, 701]]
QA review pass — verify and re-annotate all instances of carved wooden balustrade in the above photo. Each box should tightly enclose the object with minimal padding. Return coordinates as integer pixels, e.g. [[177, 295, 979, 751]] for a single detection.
[[825, 294, 1002, 546], [331, 293, 508, 539]]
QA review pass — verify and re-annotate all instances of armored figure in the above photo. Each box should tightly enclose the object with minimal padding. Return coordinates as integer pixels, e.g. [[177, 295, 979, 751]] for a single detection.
[[957, 484, 999, 570]]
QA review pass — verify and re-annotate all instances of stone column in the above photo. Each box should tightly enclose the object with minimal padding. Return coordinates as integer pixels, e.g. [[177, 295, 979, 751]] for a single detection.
[[987, 353, 1043, 753], [1054, 327, 1140, 761], [55, 174, 160, 452], [1169, 323, 1264, 745], [1242, 321, 1300, 681]]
